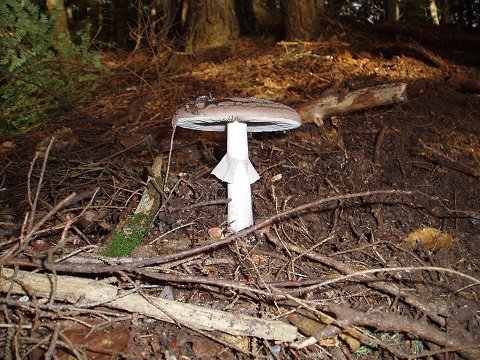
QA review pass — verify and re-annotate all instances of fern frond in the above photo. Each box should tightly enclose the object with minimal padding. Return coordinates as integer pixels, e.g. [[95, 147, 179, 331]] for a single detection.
[[0, 0, 105, 134]]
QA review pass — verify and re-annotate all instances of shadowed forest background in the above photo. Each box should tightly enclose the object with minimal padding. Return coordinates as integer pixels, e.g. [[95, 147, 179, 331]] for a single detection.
[[1, 0, 480, 359]]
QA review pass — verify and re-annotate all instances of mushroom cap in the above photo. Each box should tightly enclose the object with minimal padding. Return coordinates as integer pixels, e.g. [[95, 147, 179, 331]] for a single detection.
[[172, 97, 302, 132]]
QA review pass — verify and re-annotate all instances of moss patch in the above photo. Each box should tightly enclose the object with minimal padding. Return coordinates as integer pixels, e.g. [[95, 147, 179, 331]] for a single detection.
[[102, 177, 162, 257], [103, 212, 152, 257]]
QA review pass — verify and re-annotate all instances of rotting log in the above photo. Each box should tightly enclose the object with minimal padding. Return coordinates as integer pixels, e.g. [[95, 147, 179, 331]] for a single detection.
[[103, 155, 164, 257], [296, 82, 407, 126]]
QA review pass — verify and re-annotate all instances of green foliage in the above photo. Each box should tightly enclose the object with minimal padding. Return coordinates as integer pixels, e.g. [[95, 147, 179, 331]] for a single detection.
[[0, 0, 104, 134]]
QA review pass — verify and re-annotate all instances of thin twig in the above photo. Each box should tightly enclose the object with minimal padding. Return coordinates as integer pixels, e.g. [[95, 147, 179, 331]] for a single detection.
[[282, 239, 450, 325], [39, 198, 93, 245], [164, 125, 176, 190], [92, 136, 150, 165], [22, 193, 78, 247], [418, 139, 480, 177], [44, 323, 60, 360], [149, 221, 195, 245], [282, 266, 480, 294], [35, 188, 478, 274], [27, 154, 39, 209], [0, 192, 82, 262], [28, 137, 55, 233], [167, 198, 230, 213]]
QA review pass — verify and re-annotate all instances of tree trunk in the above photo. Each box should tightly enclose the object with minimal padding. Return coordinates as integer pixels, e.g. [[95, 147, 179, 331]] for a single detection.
[[439, 0, 451, 24], [46, 0, 70, 41], [252, 0, 281, 31], [116, 0, 129, 49], [184, 0, 239, 51], [429, 0, 440, 25], [281, 0, 324, 41], [155, 0, 183, 32], [384, 0, 399, 22], [235, 0, 255, 34], [466, 0, 474, 28]]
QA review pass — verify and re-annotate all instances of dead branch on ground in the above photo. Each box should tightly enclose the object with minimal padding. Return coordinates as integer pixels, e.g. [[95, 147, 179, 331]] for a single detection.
[[17, 188, 476, 275], [418, 139, 480, 177], [0, 268, 297, 342], [296, 82, 407, 126]]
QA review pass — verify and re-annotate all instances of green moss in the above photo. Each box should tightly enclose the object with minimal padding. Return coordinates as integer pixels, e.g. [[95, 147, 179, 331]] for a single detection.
[[104, 213, 151, 257], [103, 180, 162, 257]]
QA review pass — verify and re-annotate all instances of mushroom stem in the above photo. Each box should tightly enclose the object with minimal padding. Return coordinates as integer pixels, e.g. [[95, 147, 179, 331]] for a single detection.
[[227, 163, 253, 231], [212, 121, 259, 232], [173, 97, 302, 233]]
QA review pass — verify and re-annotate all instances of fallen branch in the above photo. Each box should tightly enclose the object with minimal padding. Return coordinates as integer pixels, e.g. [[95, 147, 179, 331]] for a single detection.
[[282, 239, 448, 325], [418, 139, 480, 177], [292, 303, 479, 360], [22, 189, 412, 273], [323, 303, 480, 360], [296, 82, 407, 125], [4, 189, 473, 274], [273, 240, 480, 359], [0, 268, 298, 342], [379, 42, 447, 68]]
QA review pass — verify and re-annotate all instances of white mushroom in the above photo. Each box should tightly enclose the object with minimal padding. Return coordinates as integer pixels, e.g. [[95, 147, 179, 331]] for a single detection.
[[172, 97, 302, 232]]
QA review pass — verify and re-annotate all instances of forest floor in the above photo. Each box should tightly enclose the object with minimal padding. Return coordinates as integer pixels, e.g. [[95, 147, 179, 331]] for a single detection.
[[1, 18, 480, 359]]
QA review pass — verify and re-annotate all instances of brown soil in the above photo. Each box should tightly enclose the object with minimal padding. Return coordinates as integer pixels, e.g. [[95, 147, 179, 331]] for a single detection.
[[1, 20, 479, 359]]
